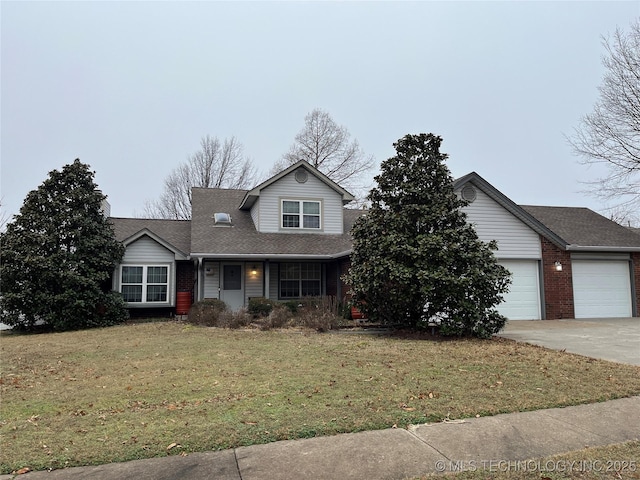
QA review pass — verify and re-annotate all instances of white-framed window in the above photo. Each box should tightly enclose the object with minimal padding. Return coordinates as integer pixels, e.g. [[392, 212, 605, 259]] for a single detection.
[[281, 200, 321, 229], [279, 263, 322, 298], [121, 265, 169, 303]]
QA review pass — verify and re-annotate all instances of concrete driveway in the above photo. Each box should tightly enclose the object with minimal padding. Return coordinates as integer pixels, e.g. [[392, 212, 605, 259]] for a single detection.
[[498, 318, 640, 366]]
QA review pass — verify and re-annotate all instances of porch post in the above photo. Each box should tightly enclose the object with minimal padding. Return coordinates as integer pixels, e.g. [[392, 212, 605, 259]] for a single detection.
[[197, 257, 203, 302], [264, 260, 270, 299]]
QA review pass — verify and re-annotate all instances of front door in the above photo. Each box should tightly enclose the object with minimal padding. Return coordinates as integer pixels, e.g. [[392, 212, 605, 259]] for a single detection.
[[221, 263, 244, 310]]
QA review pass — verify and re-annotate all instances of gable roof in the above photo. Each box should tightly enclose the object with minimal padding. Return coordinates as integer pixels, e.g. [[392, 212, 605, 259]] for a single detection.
[[453, 172, 566, 248], [521, 206, 640, 251], [191, 187, 363, 258], [454, 172, 640, 252], [239, 160, 355, 210], [109, 217, 191, 259]]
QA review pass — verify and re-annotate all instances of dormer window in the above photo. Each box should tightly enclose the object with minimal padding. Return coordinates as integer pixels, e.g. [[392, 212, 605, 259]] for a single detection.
[[214, 212, 232, 225], [282, 200, 321, 229]]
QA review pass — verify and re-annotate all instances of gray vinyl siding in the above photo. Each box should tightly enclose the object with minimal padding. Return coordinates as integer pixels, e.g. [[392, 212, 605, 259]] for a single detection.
[[461, 188, 541, 259], [257, 171, 344, 234], [122, 236, 175, 263], [203, 261, 220, 299], [250, 198, 260, 228], [117, 236, 175, 307], [245, 263, 264, 302]]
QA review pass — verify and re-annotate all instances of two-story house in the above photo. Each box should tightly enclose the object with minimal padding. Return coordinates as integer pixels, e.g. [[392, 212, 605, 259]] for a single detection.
[[110, 161, 640, 320]]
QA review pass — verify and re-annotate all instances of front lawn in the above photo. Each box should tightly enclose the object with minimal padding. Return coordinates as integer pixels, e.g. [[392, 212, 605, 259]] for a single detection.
[[2, 322, 640, 474]]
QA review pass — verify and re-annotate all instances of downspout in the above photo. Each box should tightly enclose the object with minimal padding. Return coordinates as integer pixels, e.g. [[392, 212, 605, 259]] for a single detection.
[[336, 260, 342, 300]]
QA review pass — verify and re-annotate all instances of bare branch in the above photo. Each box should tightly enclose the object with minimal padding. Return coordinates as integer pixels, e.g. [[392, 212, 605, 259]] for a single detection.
[[568, 20, 640, 215], [142, 136, 259, 219], [274, 108, 375, 191], [0, 197, 12, 232]]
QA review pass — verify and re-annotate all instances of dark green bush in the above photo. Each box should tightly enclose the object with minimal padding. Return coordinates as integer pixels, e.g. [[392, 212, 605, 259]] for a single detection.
[[248, 297, 275, 317], [283, 300, 300, 314]]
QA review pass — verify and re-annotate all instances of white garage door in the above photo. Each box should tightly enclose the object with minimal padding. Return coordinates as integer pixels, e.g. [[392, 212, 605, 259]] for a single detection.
[[572, 260, 632, 318], [497, 260, 541, 320]]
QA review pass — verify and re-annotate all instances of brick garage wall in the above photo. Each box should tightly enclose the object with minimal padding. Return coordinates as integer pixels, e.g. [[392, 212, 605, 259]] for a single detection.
[[541, 237, 574, 319], [176, 261, 195, 300], [633, 252, 640, 317]]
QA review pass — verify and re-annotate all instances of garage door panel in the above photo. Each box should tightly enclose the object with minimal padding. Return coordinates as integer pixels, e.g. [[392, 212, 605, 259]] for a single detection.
[[497, 260, 541, 320], [572, 260, 632, 318]]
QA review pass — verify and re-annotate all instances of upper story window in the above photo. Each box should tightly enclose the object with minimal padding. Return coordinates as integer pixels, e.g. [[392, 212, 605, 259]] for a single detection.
[[282, 200, 321, 229]]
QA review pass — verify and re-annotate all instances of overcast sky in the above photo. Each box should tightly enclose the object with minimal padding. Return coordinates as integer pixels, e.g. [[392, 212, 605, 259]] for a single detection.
[[2, 1, 638, 222]]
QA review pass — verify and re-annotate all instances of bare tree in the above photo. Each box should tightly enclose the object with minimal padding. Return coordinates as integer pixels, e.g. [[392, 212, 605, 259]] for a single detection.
[[606, 204, 640, 227], [568, 20, 640, 225], [0, 198, 11, 232], [143, 136, 259, 220], [272, 109, 375, 192]]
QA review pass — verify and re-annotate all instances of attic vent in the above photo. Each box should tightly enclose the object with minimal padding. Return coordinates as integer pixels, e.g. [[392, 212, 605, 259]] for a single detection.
[[213, 212, 232, 225], [295, 168, 308, 184], [461, 185, 477, 203]]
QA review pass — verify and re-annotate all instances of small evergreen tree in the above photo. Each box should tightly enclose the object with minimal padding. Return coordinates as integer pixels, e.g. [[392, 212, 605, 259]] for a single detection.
[[344, 134, 511, 338], [0, 159, 127, 331]]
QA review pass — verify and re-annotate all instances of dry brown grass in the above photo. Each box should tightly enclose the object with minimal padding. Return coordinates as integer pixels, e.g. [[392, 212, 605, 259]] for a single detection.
[[1, 322, 640, 474]]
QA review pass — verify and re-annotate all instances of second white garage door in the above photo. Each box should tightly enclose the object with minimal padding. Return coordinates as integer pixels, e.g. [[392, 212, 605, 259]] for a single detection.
[[497, 260, 541, 320], [572, 260, 632, 318]]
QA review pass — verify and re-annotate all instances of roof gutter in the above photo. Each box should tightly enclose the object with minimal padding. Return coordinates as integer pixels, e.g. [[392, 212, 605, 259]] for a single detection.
[[191, 251, 353, 260], [566, 245, 640, 252]]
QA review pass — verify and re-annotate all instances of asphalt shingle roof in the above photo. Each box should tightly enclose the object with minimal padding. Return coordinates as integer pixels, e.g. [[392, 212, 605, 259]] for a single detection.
[[521, 205, 640, 248], [109, 188, 640, 258], [109, 217, 192, 254], [190, 187, 363, 257]]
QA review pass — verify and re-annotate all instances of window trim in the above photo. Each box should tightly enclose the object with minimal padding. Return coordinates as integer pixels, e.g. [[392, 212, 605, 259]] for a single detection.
[[280, 199, 322, 230], [278, 262, 322, 299], [119, 264, 171, 305]]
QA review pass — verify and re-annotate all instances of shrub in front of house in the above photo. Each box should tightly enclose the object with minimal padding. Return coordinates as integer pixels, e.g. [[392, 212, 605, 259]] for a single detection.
[[217, 309, 252, 329], [187, 299, 228, 327], [293, 296, 343, 332], [189, 296, 343, 331], [282, 300, 300, 314], [259, 304, 295, 330], [298, 310, 342, 332], [248, 297, 275, 317]]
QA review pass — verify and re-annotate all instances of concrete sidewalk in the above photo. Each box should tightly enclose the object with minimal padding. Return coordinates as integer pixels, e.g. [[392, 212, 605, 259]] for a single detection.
[[5, 396, 639, 480]]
